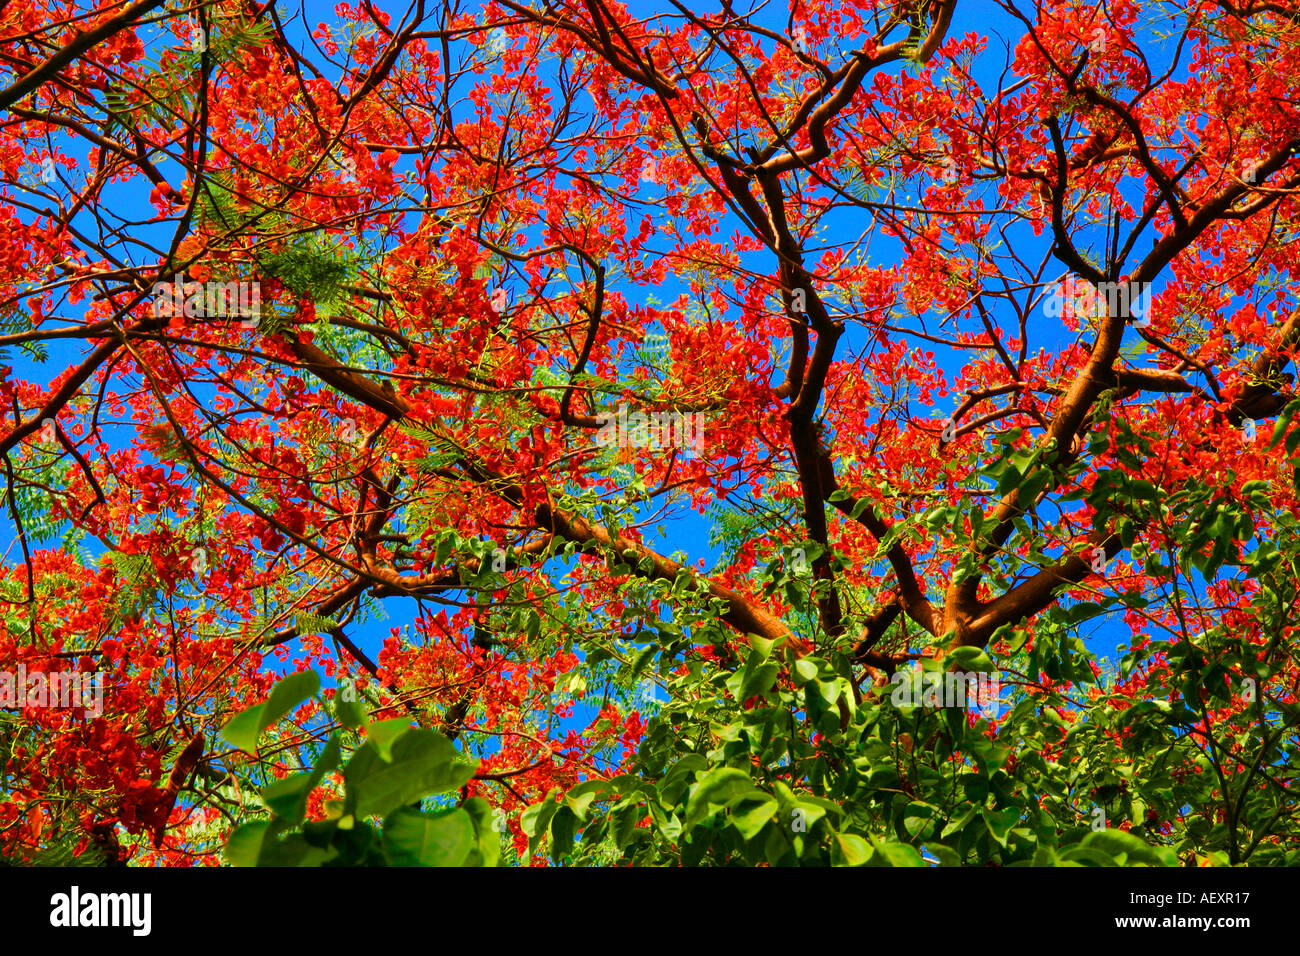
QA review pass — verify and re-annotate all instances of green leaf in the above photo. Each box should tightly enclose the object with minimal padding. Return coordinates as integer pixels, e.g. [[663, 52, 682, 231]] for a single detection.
[[684, 768, 755, 827], [218, 705, 270, 755], [833, 832, 873, 866], [366, 718, 415, 760], [225, 821, 270, 867], [981, 806, 1019, 849], [294, 611, 341, 636], [550, 806, 578, 862], [1070, 829, 1176, 867], [522, 791, 560, 857], [564, 778, 622, 820], [729, 794, 778, 840], [658, 754, 708, 806], [345, 729, 477, 819], [460, 797, 504, 867], [334, 691, 367, 730], [630, 643, 658, 680], [383, 808, 476, 866], [262, 670, 322, 727], [1269, 402, 1298, 448], [254, 833, 338, 867], [793, 659, 819, 684], [738, 661, 780, 700], [946, 646, 996, 672], [259, 734, 341, 824], [922, 842, 962, 866], [747, 632, 779, 660], [221, 670, 321, 752], [866, 839, 926, 867], [260, 772, 318, 821]]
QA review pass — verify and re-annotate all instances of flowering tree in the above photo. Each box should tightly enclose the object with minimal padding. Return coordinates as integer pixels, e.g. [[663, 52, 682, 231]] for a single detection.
[[1, 0, 1298, 866]]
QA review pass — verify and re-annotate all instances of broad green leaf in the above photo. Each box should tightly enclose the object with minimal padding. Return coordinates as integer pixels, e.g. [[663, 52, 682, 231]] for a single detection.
[[1072, 829, 1175, 867], [259, 734, 340, 824], [366, 718, 415, 760], [460, 797, 504, 867], [225, 821, 269, 867], [729, 794, 778, 840], [866, 839, 926, 867], [345, 729, 477, 819], [522, 791, 561, 858], [384, 808, 476, 866], [833, 832, 873, 866], [255, 833, 338, 867], [221, 670, 321, 753], [684, 768, 755, 827]]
